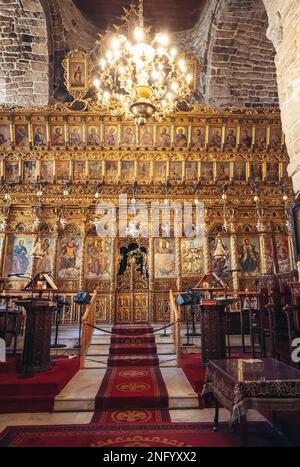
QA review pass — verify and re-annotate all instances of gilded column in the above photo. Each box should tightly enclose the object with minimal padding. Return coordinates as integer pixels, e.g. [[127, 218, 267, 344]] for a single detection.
[[79, 219, 86, 291], [148, 236, 155, 323], [175, 237, 181, 291], [203, 223, 210, 273], [259, 232, 268, 274], [110, 237, 117, 323], [230, 227, 239, 291]]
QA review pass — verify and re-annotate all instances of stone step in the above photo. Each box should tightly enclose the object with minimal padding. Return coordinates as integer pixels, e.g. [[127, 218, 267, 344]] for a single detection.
[[54, 367, 198, 412], [87, 344, 175, 356], [83, 353, 178, 368]]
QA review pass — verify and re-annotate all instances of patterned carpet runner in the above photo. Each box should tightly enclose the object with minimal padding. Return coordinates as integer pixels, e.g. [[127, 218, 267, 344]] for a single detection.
[[92, 324, 170, 424], [0, 422, 288, 447]]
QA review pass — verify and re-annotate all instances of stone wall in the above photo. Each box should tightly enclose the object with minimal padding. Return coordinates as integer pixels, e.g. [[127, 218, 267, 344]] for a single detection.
[[178, 0, 278, 109], [0, 0, 98, 107], [263, 0, 300, 194], [40, 0, 98, 102], [0, 0, 49, 106]]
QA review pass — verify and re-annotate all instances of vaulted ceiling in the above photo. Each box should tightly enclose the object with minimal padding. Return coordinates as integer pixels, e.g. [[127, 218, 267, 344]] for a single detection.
[[73, 0, 206, 32]]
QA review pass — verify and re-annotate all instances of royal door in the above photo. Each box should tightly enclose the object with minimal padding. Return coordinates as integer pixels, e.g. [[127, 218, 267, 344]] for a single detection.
[[115, 239, 149, 323]]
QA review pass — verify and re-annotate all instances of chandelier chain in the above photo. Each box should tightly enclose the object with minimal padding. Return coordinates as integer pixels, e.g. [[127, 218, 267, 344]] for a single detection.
[[138, 0, 144, 27]]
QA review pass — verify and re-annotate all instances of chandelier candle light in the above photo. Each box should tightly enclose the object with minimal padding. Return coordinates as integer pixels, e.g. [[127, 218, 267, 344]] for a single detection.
[[93, 0, 192, 125]]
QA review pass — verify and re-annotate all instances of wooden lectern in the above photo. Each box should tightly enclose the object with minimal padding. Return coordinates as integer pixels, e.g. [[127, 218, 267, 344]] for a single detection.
[[14, 274, 58, 375], [194, 273, 237, 365], [15, 299, 56, 375]]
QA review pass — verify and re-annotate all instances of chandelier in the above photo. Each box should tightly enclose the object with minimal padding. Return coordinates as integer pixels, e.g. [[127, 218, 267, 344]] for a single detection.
[[93, 0, 192, 125]]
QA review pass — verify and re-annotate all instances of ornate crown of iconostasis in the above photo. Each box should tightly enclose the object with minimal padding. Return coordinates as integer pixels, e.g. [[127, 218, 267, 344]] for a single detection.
[[0, 25, 295, 324]]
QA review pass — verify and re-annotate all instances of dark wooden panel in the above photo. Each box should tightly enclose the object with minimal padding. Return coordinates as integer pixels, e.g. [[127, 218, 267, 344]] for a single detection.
[[73, 0, 205, 32]]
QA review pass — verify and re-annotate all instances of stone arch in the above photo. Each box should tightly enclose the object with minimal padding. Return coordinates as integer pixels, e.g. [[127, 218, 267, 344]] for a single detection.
[[204, 0, 278, 108], [178, 0, 278, 108], [0, 0, 49, 106]]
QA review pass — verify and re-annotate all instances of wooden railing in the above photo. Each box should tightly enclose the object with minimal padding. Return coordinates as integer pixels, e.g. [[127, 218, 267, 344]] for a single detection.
[[80, 290, 97, 369], [169, 290, 181, 367]]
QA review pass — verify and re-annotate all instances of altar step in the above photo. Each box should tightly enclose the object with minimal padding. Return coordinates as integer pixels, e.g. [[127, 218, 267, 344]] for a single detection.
[[53, 367, 199, 412]]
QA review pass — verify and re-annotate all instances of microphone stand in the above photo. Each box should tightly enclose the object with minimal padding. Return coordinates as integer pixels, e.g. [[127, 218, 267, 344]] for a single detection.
[[51, 297, 68, 349]]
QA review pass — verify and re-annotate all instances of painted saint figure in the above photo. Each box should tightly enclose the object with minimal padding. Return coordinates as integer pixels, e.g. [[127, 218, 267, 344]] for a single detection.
[[12, 240, 30, 275], [175, 128, 187, 148], [239, 238, 260, 274], [59, 238, 79, 272], [157, 127, 171, 147], [34, 127, 46, 146]]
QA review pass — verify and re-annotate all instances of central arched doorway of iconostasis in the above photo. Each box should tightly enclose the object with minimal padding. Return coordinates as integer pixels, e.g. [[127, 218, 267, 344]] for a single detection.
[[115, 239, 149, 323]]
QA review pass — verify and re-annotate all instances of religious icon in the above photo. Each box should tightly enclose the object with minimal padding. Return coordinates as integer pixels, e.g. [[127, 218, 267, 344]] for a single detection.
[[201, 162, 214, 180], [4, 160, 19, 183], [121, 126, 136, 147], [156, 126, 171, 147], [71, 63, 85, 87], [69, 126, 83, 146], [33, 125, 47, 146], [121, 161, 135, 182], [240, 127, 253, 148], [174, 127, 188, 148], [73, 160, 86, 180], [140, 126, 153, 147], [265, 235, 290, 274], [209, 127, 222, 148], [237, 236, 261, 276], [169, 161, 182, 181], [35, 237, 55, 276], [267, 163, 279, 182], [276, 236, 290, 272], [234, 161, 246, 181], [186, 162, 198, 181], [104, 125, 118, 146], [209, 236, 231, 275], [88, 160, 103, 179], [181, 238, 204, 276], [105, 160, 118, 182], [154, 239, 176, 279], [153, 161, 167, 183], [51, 126, 65, 146], [23, 161, 37, 183], [86, 238, 112, 279], [255, 127, 267, 149], [217, 162, 230, 180], [41, 161, 54, 181], [191, 127, 205, 148], [63, 51, 93, 99], [224, 128, 237, 148], [5, 236, 34, 277], [56, 160, 70, 180], [250, 163, 262, 181], [137, 161, 151, 183], [15, 124, 29, 146], [87, 126, 101, 146], [0, 125, 11, 147], [270, 127, 282, 150], [58, 237, 82, 280]]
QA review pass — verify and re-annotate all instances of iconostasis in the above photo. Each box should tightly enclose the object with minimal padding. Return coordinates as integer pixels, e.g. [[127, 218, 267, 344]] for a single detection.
[[0, 107, 294, 323]]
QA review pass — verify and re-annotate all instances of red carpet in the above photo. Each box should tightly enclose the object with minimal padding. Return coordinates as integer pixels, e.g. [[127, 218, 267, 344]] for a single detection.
[[95, 367, 168, 410], [0, 422, 288, 447], [91, 409, 171, 424], [0, 358, 80, 413], [93, 324, 168, 422]]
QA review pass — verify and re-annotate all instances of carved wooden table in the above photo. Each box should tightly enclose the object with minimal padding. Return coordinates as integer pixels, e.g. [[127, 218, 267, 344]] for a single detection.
[[202, 358, 300, 445], [15, 299, 56, 375]]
